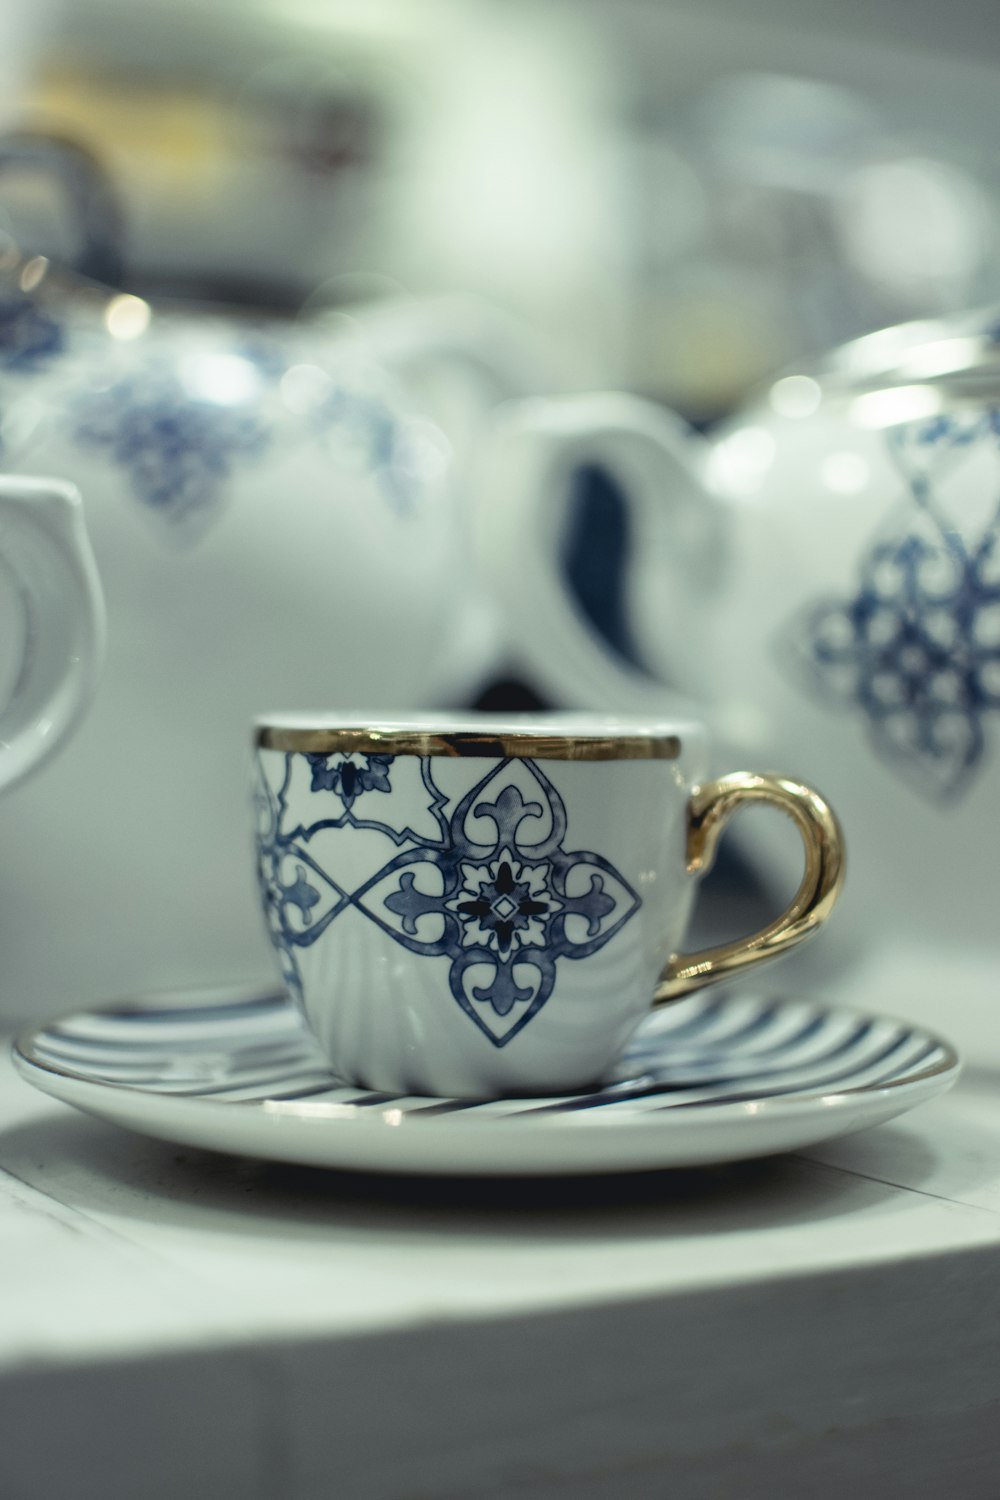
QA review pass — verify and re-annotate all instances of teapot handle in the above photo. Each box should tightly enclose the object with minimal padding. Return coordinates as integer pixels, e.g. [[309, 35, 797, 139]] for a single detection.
[[0, 131, 126, 287], [470, 392, 722, 714], [347, 295, 550, 406], [0, 478, 105, 793]]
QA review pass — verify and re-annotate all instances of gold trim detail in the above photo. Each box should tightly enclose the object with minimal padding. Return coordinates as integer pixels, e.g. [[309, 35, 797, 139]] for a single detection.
[[655, 771, 846, 1004], [254, 726, 682, 761]]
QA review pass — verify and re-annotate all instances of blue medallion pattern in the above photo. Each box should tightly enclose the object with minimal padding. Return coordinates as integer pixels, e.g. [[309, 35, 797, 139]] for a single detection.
[[786, 409, 1000, 800], [256, 754, 641, 1046]]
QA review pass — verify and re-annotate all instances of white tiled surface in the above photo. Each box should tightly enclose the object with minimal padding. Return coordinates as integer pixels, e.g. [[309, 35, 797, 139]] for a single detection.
[[2, 946, 1000, 1498]]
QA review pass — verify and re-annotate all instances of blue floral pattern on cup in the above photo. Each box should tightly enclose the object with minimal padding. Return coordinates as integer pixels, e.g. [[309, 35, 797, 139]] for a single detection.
[[305, 751, 394, 809], [256, 754, 641, 1046], [787, 409, 1000, 801]]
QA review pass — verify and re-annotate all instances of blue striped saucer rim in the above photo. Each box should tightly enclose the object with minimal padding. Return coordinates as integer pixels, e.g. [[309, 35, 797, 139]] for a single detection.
[[10, 986, 960, 1175]]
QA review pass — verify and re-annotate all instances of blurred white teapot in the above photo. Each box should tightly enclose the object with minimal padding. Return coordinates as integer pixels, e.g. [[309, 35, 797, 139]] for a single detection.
[[0, 246, 722, 1016], [471, 314, 1000, 970], [699, 315, 1000, 963]]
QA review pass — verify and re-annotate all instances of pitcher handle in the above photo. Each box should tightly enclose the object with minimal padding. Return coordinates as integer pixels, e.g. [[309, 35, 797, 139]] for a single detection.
[[0, 477, 105, 792], [470, 392, 722, 714], [0, 131, 126, 286]]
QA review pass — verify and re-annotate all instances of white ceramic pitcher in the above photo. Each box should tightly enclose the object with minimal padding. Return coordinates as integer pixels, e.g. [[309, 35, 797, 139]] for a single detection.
[[0, 474, 103, 791], [471, 313, 1000, 975]]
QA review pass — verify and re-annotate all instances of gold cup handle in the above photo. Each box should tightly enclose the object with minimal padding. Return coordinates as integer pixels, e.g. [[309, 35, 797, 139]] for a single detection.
[[654, 772, 845, 1006]]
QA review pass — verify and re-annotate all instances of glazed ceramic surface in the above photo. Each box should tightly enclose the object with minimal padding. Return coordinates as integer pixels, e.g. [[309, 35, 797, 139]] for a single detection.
[[253, 713, 843, 1097], [255, 715, 702, 1096], [12, 985, 960, 1176]]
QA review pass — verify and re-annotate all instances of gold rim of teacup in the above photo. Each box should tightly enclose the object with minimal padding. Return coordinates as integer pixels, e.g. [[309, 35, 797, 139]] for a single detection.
[[254, 725, 682, 760]]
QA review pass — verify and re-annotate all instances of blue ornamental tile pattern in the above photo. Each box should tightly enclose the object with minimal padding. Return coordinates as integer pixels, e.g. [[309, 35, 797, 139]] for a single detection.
[[306, 751, 394, 808], [255, 754, 641, 1047], [72, 368, 270, 526], [786, 408, 1000, 801]]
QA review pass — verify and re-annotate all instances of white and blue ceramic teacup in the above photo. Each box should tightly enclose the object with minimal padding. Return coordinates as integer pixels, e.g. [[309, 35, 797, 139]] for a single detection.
[[253, 713, 844, 1097]]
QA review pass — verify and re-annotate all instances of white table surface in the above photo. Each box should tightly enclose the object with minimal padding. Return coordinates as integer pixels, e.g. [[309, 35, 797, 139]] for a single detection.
[[2, 939, 999, 1499]]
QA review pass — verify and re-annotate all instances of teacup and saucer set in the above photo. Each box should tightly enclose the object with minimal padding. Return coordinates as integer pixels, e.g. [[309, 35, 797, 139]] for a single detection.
[[14, 713, 960, 1176], [0, 144, 967, 1172]]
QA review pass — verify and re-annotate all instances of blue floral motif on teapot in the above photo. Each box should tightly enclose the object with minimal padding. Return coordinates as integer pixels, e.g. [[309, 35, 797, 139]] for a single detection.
[[71, 366, 270, 526], [787, 409, 1000, 800], [68, 360, 426, 530]]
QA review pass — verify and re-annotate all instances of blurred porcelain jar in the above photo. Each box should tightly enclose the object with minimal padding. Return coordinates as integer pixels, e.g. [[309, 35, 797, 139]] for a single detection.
[[476, 314, 1000, 973], [0, 240, 553, 1012], [0, 244, 713, 1014], [696, 314, 1000, 967]]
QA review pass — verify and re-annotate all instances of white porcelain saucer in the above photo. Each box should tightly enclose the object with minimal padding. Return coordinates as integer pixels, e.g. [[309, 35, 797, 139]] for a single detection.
[[12, 986, 960, 1176]]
